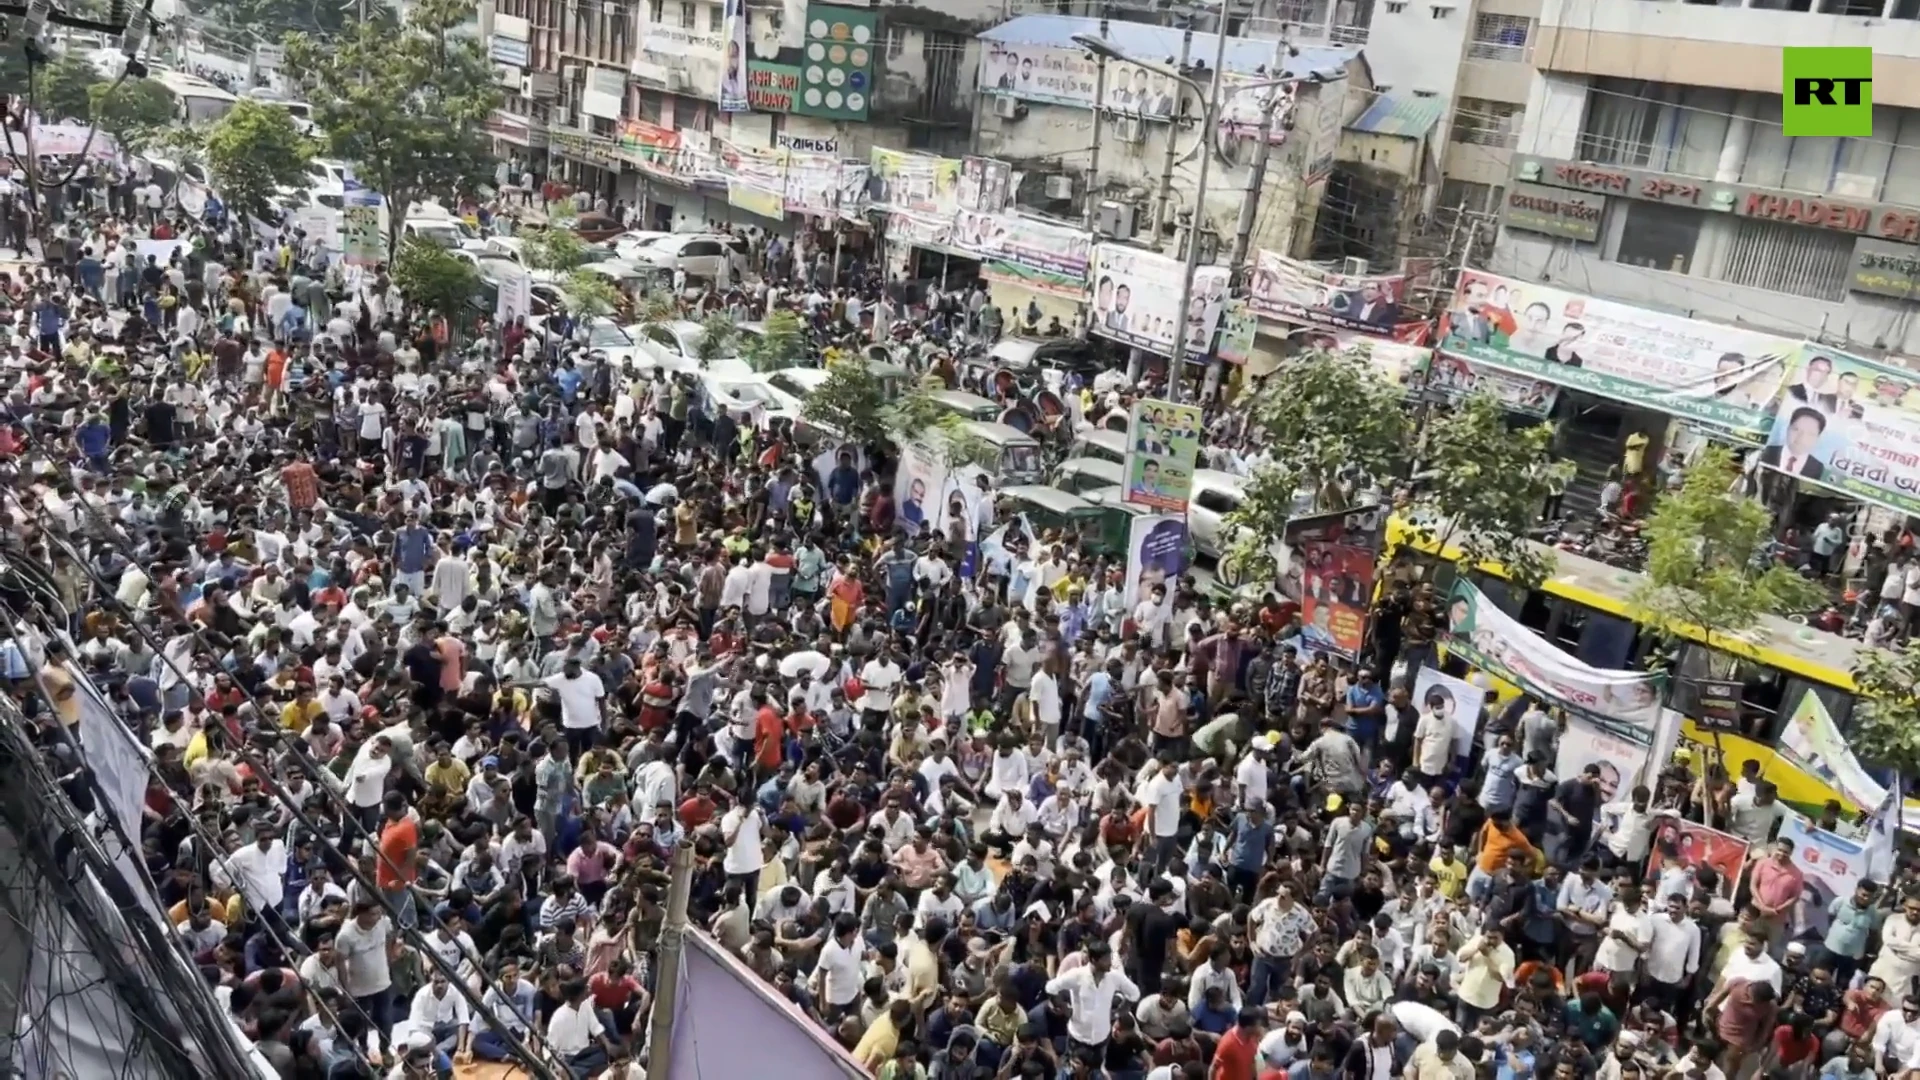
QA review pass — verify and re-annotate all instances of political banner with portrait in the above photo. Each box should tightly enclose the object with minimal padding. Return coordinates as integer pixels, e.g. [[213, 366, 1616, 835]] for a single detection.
[[952, 209, 1092, 299], [1123, 399, 1202, 513], [1249, 252, 1407, 334], [1089, 243, 1229, 356], [1778, 815, 1870, 942], [718, 0, 750, 111], [1122, 514, 1190, 633], [1555, 717, 1650, 806], [1443, 578, 1665, 732], [1427, 354, 1560, 417], [959, 156, 1014, 214], [1758, 346, 1920, 518], [976, 40, 1186, 120], [1437, 269, 1799, 439], [1412, 665, 1483, 758], [1648, 819, 1749, 900], [885, 211, 952, 249], [870, 148, 963, 216], [1294, 331, 1431, 392], [1216, 301, 1258, 366], [1283, 506, 1384, 661], [1778, 689, 1889, 813]]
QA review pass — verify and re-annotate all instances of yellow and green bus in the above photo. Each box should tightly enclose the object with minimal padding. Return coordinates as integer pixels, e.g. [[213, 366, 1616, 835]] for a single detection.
[[1384, 517, 1886, 817]]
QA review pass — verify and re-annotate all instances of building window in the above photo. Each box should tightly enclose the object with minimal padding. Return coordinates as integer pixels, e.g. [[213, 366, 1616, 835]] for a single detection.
[[679, 1, 694, 27], [1452, 97, 1521, 147], [1615, 202, 1702, 275], [886, 25, 906, 60], [649, 0, 663, 23], [1465, 12, 1530, 61], [1438, 178, 1498, 215], [1713, 218, 1853, 302], [1577, 79, 1730, 178], [709, 4, 723, 31]]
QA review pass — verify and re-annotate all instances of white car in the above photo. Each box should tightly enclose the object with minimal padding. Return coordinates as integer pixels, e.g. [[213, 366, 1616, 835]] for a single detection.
[[699, 369, 800, 423], [609, 231, 674, 262], [631, 319, 718, 370], [527, 316, 648, 369], [631, 233, 750, 283]]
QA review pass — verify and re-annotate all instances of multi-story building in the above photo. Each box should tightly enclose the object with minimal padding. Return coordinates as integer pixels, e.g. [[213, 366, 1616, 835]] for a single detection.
[[1490, 0, 1920, 357], [476, 0, 995, 229]]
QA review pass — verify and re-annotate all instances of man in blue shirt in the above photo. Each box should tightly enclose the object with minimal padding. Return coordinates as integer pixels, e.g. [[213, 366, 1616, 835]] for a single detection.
[[1227, 801, 1274, 902], [1821, 880, 1884, 985], [392, 512, 434, 596], [1345, 669, 1386, 752]]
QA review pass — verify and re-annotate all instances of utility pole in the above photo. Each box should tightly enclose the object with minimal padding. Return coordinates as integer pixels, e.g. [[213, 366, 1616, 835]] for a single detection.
[[1148, 25, 1194, 242], [1082, 23, 1109, 233], [1163, 12, 1230, 401], [644, 844, 696, 1080], [1213, 52, 1291, 402]]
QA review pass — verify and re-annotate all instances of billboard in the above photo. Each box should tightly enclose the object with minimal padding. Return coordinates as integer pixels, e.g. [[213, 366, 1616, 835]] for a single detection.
[[1089, 243, 1228, 356]]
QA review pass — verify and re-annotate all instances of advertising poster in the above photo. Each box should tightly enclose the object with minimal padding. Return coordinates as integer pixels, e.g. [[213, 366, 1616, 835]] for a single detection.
[[1216, 300, 1258, 366], [1123, 399, 1203, 513], [783, 153, 867, 216], [727, 182, 784, 220], [1778, 815, 1869, 942], [1089, 243, 1229, 356], [976, 41, 1188, 119], [794, 5, 877, 122], [1555, 718, 1650, 803], [1412, 665, 1485, 758], [886, 211, 952, 248], [1249, 251, 1408, 334], [870, 149, 963, 216], [341, 204, 383, 266], [959, 156, 1013, 213], [1426, 354, 1560, 417], [495, 268, 533, 323], [1779, 690, 1888, 812], [1758, 346, 1920, 517], [1648, 819, 1749, 900], [1443, 579, 1665, 731], [718, 0, 750, 112], [952, 209, 1092, 299], [1282, 507, 1384, 660], [1122, 514, 1190, 631], [892, 440, 948, 537], [1437, 269, 1799, 439], [1297, 331, 1431, 391]]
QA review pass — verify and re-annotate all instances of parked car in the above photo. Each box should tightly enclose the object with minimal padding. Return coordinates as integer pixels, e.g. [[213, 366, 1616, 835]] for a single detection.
[[571, 211, 626, 243], [631, 233, 751, 283]]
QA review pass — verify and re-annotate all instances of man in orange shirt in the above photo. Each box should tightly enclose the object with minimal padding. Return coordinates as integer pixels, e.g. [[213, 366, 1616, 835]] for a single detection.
[[752, 691, 785, 783], [1472, 809, 1537, 904], [1212, 1006, 1268, 1080], [375, 793, 420, 926]]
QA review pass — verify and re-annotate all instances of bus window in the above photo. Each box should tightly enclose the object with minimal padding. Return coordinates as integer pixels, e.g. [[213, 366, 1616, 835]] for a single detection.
[[1675, 644, 1786, 740], [1573, 610, 1637, 671], [1467, 571, 1523, 620], [1772, 679, 1854, 743]]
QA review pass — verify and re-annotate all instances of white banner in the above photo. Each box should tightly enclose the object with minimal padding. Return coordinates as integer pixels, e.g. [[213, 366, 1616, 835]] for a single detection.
[[1443, 578, 1665, 731], [1123, 514, 1189, 633], [496, 267, 533, 323], [1555, 717, 1650, 804], [1089, 243, 1228, 357], [1778, 815, 1869, 942], [1412, 665, 1483, 758], [719, 0, 750, 112]]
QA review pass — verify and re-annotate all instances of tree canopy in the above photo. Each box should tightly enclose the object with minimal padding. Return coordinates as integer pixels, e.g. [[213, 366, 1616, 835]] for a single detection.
[[203, 99, 312, 218], [391, 237, 479, 324], [1852, 642, 1920, 782], [285, 0, 501, 258], [1628, 443, 1824, 650], [743, 310, 807, 373], [1227, 349, 1570, 588], [803, 361, 894, 447]]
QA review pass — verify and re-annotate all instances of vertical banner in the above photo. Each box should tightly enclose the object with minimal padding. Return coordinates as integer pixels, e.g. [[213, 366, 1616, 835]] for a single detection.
[[495, 267, 533, 322], [959, 156, 1014, 213], [1412, 665, 1484, 757], [1778, 815, 1869, 942], [1282, 506, 1384, 661], [1215, 300, 1258, 366], [892, 439, 948, 537], [1778, 690, 1888, 812], [719, 0, 750, 112], [341, 203, 382, 265], [1648, 819, 1749, 900], [1554, 718, 1649, 805], [1122, 398, 1202, 513], [1122, 514, 1190, 631]]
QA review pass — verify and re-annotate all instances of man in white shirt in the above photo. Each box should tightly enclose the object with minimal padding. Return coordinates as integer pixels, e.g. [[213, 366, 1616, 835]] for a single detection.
[[1138, 760, 1185, 876], [544, 978, 614, 1074], [406, 969, 472, 1056], [1045, 943, 1141, 1053], [1642, 893, 1700, 1013], [544, 657, 606, 756], [225, 830, 289, 925], [811, 917, 867, 1022], [721, 800, 767, 896]]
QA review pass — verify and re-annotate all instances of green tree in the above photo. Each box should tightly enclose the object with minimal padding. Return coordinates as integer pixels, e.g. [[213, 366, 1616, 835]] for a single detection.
[[1225, 348, 1571, 589], [563, 272, 618, 319], [696, 314, 739, 364], [803, 361, 895, 447], [203, 99, 312, 217], [742, 310, 807, 373], [521, 226, 593, 274], [37, 54, 98, 122], [1412, 394, 1571, 590], [1628, 444, 1823, 653], [1851, 642, 1920, 783], [391, 237, 479, 326], [88, 80, 176, 152], [285, 0, 502, 259]]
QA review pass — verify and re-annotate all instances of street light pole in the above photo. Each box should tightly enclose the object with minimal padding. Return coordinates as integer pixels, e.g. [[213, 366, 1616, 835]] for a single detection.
[[1072, 27, 1326, 404]]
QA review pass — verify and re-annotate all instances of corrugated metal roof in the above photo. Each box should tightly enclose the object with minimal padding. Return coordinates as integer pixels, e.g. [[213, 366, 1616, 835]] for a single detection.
[[977, 14, 1359, 79], [1346, 92, 1445, 139]]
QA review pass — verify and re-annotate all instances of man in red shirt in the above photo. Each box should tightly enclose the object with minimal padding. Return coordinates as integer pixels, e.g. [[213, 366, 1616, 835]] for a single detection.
[[677, 783, 719, 830], [752, 692, 784, 781], [1213, 1007, 1267, 1080], [375, 793, 418, 912]]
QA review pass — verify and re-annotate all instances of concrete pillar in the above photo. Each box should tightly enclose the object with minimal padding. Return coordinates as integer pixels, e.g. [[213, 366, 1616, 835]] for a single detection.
[[1715, 94, 1759, 184]]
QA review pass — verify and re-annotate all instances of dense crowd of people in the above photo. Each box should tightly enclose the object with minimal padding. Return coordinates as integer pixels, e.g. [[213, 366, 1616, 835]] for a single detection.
[[3, 161, 1919, 1080]]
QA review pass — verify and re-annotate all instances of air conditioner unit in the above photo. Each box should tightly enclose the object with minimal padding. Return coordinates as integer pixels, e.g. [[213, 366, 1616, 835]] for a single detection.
[[1095, 200, 1137, 239], [561, 62, 583, 82], [1044, 174, 1074, 201], [992, 95, 1026, 121], [1114, 116, 1144, 143]]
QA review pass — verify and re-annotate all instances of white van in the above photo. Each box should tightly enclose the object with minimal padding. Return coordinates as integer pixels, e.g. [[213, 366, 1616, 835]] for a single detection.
[[1186, 468, 1247, 559]]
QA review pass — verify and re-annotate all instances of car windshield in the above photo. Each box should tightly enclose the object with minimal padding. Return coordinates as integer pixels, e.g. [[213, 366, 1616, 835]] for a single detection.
[[1004, 444, 1042, 478], [587, 321, 633, 349], [724, 383, 782, 407]]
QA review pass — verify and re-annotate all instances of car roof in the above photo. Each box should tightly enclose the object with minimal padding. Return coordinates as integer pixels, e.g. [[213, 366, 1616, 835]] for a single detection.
[[961, 420, 1038, 445], [1080, 487, 1149, 514], [1192, 468, 1246, 493], [1073, 429, 1128, 453], [998, 485, 1092, 512], [1055, 457, 1126, 480]]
